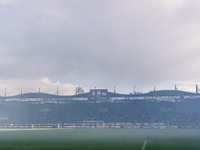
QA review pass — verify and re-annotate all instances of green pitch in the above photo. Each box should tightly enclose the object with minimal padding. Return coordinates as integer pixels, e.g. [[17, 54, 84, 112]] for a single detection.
[[0, 129, 199, 150]]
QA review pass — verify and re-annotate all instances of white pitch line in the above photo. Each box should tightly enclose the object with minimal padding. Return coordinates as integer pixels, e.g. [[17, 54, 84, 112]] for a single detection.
[[141, 141, 147, 150]]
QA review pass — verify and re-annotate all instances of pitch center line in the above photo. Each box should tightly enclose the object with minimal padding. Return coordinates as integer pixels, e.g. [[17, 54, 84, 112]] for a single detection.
[[141, 141, 147, 150]]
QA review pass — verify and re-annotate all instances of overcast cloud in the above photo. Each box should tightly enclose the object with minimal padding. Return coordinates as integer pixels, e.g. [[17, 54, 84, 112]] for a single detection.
[[0, 0, 200, 95]]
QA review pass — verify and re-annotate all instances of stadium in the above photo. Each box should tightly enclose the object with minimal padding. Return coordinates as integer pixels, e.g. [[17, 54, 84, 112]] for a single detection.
[[0, 85, 200, 129]]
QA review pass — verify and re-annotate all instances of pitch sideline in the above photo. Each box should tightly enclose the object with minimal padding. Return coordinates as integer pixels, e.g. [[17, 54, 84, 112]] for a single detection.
[[141, 141, 147, 150]]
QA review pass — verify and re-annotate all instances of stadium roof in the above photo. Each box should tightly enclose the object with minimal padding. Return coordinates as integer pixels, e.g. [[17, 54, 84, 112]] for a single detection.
[[109, 90, 200, 97], [1, 89, 200, 100]]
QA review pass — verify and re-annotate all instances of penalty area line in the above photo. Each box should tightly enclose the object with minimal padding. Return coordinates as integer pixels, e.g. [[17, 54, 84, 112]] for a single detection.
[[141, 141, 147, 150]]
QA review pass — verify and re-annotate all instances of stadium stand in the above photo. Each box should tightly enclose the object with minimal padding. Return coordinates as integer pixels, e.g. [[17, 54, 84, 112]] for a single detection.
[[0, 89, 200, 129]]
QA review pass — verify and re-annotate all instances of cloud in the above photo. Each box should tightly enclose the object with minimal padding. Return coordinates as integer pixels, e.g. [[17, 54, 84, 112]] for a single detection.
[[0, 78, 76, 96]]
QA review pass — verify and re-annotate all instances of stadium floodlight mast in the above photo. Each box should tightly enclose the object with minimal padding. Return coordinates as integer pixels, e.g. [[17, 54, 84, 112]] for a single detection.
[[175, 85, 178, 91], [10, 89, 23, 96], [1, 88, 6, 97], [196, 85, 200, 93], [49, 88, 59, 95], [32, 88, 41, 93], [114, 86, 116, 93], [110, 86, 116, 93], [70, 86, 85, 95], [75, 86, 85, 95]]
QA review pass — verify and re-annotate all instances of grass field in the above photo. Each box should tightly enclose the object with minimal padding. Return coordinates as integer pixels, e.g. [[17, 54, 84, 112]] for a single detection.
[[0, 129, 199, 150]]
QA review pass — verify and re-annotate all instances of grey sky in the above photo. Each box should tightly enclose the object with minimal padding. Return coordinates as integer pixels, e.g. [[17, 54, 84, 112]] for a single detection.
[[1, 0, 200, 95]]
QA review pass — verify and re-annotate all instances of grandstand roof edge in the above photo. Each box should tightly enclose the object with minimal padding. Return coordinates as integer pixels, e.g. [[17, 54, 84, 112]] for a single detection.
[[109, 90, 200, 97], [1, 89, 200, 99]]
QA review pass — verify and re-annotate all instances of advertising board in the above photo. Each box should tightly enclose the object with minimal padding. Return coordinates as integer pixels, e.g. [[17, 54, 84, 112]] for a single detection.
[[184, 95, 200, 99]]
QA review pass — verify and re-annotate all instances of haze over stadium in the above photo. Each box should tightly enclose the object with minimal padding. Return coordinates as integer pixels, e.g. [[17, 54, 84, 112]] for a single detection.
[[1, 0, 200, 95]]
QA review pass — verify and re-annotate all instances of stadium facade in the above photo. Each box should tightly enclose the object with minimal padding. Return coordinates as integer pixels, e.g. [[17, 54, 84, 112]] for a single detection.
[[0, 89, 200, 129]]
